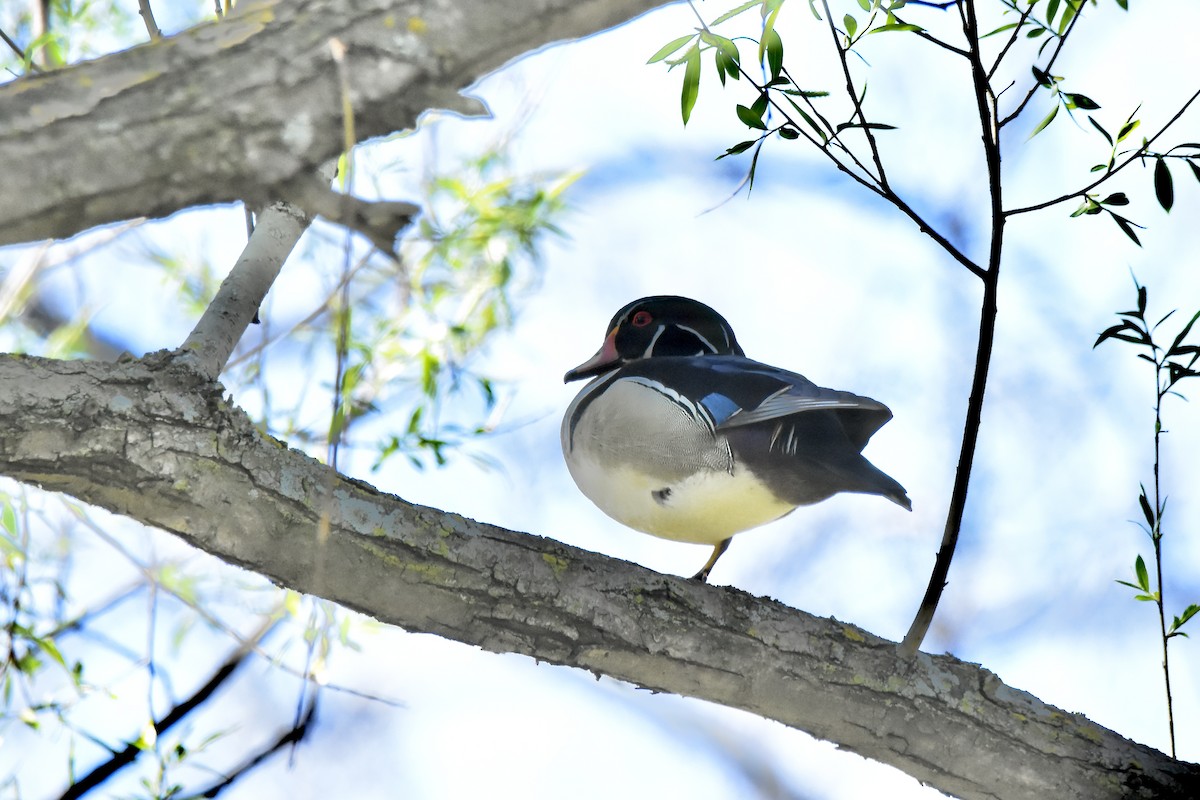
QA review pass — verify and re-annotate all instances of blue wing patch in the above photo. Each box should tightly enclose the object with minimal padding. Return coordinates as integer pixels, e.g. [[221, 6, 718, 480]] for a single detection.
[[699, 392, 741, 426]]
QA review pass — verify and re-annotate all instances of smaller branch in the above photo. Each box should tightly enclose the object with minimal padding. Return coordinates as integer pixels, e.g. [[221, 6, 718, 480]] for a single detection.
[[137, 1, 163, 41], [0, 27, 39, 71], [891, 11, 970, 57], [224, 254, 374, 371], [58, 619, 278, 800], [997, 5, 1085, 129], [1006, 86, 1200, 216], [175, 199, 314, 380], [985, 1, 1036, 82], [285, 183, 419, 263], [906, 26, 969, 57], [820, 0, 888, 189], [900, 0, 1004, 656], [189, 698, 318, 798]]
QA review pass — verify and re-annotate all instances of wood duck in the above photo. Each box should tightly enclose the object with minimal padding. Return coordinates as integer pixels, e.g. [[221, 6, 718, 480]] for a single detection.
[[561, 296, 910, 581]]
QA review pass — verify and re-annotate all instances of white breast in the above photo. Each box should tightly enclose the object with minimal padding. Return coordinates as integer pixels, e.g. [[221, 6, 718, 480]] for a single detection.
[[563, 375, 795, 544]]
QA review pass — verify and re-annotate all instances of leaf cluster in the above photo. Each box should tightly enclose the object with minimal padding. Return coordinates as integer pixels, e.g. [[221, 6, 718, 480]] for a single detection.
[[1096, 279, 1200, 645]]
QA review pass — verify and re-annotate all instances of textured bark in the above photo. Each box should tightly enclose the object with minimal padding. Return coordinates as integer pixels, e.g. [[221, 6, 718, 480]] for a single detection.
[[0, 353, 1196, 800], [0, 0, 667, 247]]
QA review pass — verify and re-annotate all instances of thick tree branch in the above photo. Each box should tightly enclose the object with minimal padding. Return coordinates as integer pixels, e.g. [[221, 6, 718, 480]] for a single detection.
[[0, 0, 669, 247], [0, 353, 1195, 800]]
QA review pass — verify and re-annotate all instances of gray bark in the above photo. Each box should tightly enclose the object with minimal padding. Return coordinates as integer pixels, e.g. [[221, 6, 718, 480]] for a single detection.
[[0, 353, 1196, 800], [0, 0, 667, 247]]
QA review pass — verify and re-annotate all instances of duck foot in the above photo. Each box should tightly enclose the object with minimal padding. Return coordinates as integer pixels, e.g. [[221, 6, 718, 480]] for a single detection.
[[690, 538, 731, 582]]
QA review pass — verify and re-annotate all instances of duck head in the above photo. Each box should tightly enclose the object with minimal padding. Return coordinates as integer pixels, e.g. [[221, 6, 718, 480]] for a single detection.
[[564, 295, 746, 382]]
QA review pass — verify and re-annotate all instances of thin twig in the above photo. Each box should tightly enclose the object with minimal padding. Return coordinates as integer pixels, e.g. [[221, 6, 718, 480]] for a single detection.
[[188, 697, 318, 798], [58, 619, 279, 800], [900, 0, 1004, 656], [1006, 86, 1200, 215], [820, 0, 888, 189], [996, 3, 1086, 129], [0, 27, 40, 71], [985, 1, 1037, 82], [137, 1, 163, 40]]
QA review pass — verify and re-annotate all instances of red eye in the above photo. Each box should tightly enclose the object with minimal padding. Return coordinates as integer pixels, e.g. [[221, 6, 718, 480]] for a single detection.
[[631, 310, 653, 327]]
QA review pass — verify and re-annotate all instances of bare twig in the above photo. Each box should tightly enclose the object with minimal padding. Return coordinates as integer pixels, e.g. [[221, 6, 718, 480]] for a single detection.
[[900, 0, 1004, 657], [188, 698, 318, 798], [138, 1, 163, 40], [58, 618, 278, 800], [0, 27, 39, 71]]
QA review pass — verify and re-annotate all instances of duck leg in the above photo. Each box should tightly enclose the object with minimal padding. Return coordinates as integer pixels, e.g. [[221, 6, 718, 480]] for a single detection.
[[691, 538, 731, 582]]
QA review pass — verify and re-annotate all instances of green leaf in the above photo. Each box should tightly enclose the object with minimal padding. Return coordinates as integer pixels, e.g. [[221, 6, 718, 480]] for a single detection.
[[1088, 116, 1112, 146], [981, 22, 1019, 38], [681, 45, 701, 125], [1031, 65, 1052, 88], [648, 34, 695, 64], [736, 103, 768, 130], [1153, 158, 1174, 212], [1058, 0, 1080, 34], [844, 14, 858, 38], [1111, 213, 1143, 246], [1138, 489, 1156, 530], [870, 22, 925, 34], [1167, 310, 1200, 356], [1117, 118, 1141, 142], [782, 95, 827, 142], [1175, 603, 1200, 630], [765, 27, 784, 81], [1189, 159, 1200, 184], [1134, 555, 1150, 592], [1029, 105, 1058, 139], [778, 126, 800, 140], [1067, 93, 1100, 110], [715, 140, 758, 160], [1094, 319, 1139, 348], [835, 121, 897, 132], [746, 139, 764, 193], [750, 92, 769, 118], [0, 498, 15, 536], [712, 0, 763, 26], [1070, 196, 1098, 218], [1101, 192, 1129, 206]]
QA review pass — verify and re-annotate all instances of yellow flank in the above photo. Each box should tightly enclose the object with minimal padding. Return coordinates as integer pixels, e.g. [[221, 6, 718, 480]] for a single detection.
[[568, 457, 793, 545]]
